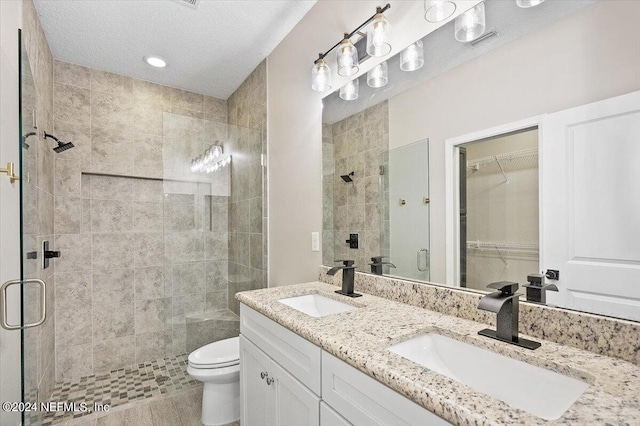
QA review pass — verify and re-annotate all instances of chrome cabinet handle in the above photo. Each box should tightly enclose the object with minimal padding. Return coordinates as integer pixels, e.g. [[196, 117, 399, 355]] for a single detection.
[[260, 371, 268, 379], [416, 249, 429, 272], [1, 278, 46, 330], [266, 377, 274, 386]]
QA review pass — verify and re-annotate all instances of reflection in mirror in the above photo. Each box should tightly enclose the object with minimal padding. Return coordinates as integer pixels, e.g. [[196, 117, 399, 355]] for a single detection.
[[322, 0, 640, 322], [386, 140, 430, 282], [460, 128, 538, 291]]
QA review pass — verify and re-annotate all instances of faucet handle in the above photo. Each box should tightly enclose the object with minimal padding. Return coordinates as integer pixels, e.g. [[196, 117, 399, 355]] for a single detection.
[[487, 281, 519, 296], [334, 259, 355, 267], [526, 274, 544, 286], [370, 256, 388, 262]]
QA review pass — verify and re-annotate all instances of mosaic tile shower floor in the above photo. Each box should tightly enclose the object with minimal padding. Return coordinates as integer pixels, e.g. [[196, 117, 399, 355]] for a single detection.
[[41, 354, 200, 425]]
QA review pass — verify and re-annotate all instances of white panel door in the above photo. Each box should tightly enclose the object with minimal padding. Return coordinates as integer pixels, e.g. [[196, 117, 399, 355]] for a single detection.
[[542, 91, 640, 320], [272, 361, 320, 426], [240, 335, 274, 426]]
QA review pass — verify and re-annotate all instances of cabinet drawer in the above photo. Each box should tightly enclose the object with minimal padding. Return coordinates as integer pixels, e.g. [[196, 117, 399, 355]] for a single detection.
[[240, 304, 322, 394], [320, 402, 352, 426], [321, 351, 451, 426]]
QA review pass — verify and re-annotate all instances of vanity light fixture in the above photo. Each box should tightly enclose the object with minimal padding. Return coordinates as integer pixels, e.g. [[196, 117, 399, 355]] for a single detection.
[[400, 40, 424, 72], [337, 34, 359, 77], [190, 145, 231, 174], [143, 55, 167, 68], [367, 61, 388, 88], [310, 4, 391, 91], [516, 0, 546, 8], [311, 55, 332, 92], [455, 2, 486, 43], [424, 0, 456, 23], [366, 6, 392, 57], [339, 79, 359, 101]]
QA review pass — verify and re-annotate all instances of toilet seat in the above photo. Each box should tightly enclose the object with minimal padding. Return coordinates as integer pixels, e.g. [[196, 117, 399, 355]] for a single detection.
[[188, 336, 240, 369]]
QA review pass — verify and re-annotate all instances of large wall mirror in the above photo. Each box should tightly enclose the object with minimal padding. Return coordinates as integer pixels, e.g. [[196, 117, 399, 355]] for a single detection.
[[322, 0, 640, 322]]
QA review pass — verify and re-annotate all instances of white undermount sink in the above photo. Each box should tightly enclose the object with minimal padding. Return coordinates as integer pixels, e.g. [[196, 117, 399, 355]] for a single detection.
[[278, 294, 357, 317], [389, 334, 589, 420]]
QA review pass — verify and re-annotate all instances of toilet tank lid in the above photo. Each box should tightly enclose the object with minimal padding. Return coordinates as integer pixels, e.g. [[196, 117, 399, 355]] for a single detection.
[[189, 336, 240, 366]]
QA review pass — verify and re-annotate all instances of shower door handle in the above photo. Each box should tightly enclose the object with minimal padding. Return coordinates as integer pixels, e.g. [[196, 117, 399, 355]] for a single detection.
[[0, 162, 19, 183], [417, 249, 429, 272], [0, 278, 47, 330]]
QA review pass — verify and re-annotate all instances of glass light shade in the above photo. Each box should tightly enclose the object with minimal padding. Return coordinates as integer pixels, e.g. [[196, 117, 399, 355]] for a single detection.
[[367, 61, 388, 88], [424, 0, 456, 23], [339, 79, 359, 101], [366, 13, 392, 57], [337, 38, 359, 77], [516, 0, 546, 8], [311, 58, 331, 92], [400, 41, 424, 72], [455, 3, 486, 43]]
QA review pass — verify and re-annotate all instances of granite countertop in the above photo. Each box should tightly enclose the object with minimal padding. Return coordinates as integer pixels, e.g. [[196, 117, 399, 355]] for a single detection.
[[236, 282, 640, 426]]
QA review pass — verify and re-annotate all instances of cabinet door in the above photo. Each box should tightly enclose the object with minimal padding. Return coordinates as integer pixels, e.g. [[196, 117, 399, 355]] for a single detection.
[[320, 402, 352, 426], [271, 360, 320, 426], [240, 335, 274, 426]]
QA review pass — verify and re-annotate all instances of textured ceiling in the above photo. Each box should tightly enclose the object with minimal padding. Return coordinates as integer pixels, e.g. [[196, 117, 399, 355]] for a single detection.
[[323, 0, 597, 124], [33, 0, 316, 99]]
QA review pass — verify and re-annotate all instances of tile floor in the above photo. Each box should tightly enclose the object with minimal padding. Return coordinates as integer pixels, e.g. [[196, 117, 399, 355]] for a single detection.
[[62, 387, 238, 426], [41, 354, 201, 425]]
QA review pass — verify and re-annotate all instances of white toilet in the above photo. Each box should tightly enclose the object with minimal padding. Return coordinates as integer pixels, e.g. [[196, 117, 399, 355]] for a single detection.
[[187, 336, 240, 426]]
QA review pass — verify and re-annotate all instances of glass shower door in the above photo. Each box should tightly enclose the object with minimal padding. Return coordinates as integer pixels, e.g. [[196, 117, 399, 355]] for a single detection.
[[386, 139, 431, 282], [19, 29, 46, 426]]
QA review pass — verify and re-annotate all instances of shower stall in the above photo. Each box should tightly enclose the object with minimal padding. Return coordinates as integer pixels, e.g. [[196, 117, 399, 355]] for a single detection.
[[10, 28, 267, 424]]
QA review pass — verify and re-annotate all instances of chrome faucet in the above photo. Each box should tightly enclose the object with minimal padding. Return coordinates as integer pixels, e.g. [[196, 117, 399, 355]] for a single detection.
[[477, 281, 541, 350], [369, 256, 396, 275], [327, 260, 362, 298]]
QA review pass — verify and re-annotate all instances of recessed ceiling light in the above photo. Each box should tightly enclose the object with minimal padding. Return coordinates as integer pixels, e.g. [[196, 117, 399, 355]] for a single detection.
[[144, 56, 167, 68]]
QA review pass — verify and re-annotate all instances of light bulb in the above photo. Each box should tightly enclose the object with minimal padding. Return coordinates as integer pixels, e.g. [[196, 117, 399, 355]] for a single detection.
[[311, 58, 331, 91], [424, 1, 456, 23], [455, 3, 486, 43], [337, 37, 359, 77], [367, 62, 388, 88], [366, 13, 392, 57], [400, 41, 424, 72], [516, 0, 545, 8], [339, 79, 359, 101]]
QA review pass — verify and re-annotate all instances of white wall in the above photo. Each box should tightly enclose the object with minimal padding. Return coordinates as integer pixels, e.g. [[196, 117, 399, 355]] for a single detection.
[[0, 1, 24, 424], [267, 0, 481, 286], [389, 0, 640, 283]]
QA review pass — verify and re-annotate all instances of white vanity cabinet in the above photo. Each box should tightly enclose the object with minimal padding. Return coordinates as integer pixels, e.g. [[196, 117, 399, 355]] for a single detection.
[[240, 336, 320, 426], [239, 304, 451, 426], [240, 305, 321, 426]]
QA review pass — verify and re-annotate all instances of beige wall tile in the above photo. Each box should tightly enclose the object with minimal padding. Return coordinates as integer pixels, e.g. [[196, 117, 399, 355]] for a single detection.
[[93, 268, 134, 304], [93, 335, 136, 373], [54, 83, 90, 126], [93, 301, 134, 340], [134, 298, 169, 334], [134, 266, 165, 300], [56, 343, 92, 381], [54, 60, 91, 89]]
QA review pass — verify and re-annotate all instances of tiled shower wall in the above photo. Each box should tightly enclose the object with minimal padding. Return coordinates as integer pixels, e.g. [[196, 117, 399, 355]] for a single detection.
[[324, 101, 390, 270], [51, 60, 229, 380], [22, 0, 56, 404], [226, 60, 268, 313]]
